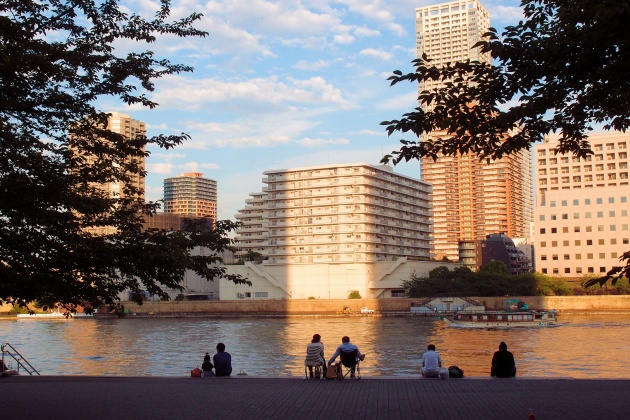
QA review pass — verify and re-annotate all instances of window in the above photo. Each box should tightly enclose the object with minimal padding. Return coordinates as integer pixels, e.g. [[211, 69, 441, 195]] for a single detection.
[[575, 240, 581, 246], [598, 226, 604, 232], [587, 239, 593, 245], [552, 241, 558, 247], [612, 252, 618, 259], [561, 200, 568, 206], [586, 226, 592, 232], [576, 267, 583, 274], [550, 201, 556, 207], [622, 197, 627, 203], [539, 215, 545, 221], [563, 240, 569, 246], [562, 214, 568, 220], [576, 254, 581, 260], [540, 228, 546, 234], [599, 253, 606, 259], [553, 268, 559, 274], [562, 227, 569, 233], [574, 227, 580, 233], [610, 225, 616, 231], [610, 211, 616, 217], [542, 268, 548, 274], [541, 255, 547, 261], [597, 198, 603, 204], [598, 239, 605, 245], [588, 267, 594, 273], [551, 228, 557, 233], [600, 267, 607, 273], [574, 213, 580, 219], [551, 214, 557, 220], [391, 289, 406, 297], [564, 268, 571, 274], [587, 253, 594, 259], [564, 254, 570, 260], [585, 212, 592, 218], [611, 239, 617, 245], [254, 292, 268, 298], [585, 199, 591, 205], [540, 241, 547, 247], [597, 211, 604, 218], [552, 254, 558, 260], [573, 199, 579, 205]]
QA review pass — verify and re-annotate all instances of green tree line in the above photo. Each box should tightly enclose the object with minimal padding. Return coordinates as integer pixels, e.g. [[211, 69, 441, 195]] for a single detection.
[[403, 263, 630, 298]]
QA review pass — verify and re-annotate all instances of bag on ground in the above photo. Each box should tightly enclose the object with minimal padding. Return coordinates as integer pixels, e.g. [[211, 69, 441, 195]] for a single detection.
[[325, 363, 339, 380], [448, 365, 464, 378], [439, 367, 449, 380], [190, 367, 202, 377]]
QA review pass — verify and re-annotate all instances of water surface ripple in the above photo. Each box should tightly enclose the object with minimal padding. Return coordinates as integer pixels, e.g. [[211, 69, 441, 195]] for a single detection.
[[1, 314, 628, 378]]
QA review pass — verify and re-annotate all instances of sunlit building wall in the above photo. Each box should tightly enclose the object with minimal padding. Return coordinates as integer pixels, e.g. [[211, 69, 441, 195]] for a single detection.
[[534, 132, 630, 277]]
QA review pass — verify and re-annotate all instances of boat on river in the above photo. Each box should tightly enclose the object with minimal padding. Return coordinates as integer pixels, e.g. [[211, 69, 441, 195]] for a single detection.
[[17, 310, 94, 320], [443, 299, 558, 328]]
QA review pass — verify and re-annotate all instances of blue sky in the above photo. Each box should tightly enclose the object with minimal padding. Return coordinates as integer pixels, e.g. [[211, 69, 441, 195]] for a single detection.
[[106, 0, 524, 221]]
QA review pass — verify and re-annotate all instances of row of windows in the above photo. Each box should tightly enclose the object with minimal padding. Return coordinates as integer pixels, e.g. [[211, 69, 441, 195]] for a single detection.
[[541, 252, 619, 260], [539, 173, 629, 184], [544, 196, 628, 207], [538, 142, 627, 156], [540, 224, 629, 234], [541, 267, 609, 275], [538, 152, 628, 165], [539, 160, 628, 175], [540, 209, 628, 221], [540, 238, 630, 247]]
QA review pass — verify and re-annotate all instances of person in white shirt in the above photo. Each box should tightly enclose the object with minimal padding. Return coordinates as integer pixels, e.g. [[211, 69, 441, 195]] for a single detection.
[[421, 344, 442, 378]]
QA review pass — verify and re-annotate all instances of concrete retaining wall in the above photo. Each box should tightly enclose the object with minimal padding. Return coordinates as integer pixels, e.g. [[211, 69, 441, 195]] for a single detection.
[[116, 295, 630, 315]]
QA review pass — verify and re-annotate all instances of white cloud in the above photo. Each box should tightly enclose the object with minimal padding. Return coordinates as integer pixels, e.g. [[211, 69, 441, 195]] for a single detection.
[[151, 153, 187, 161], [333, 33, 355, 45], [150, 75, 353, 111], [294, 59, 336, 71], [296, 137, 350, 147], [359, 48, 393, 61], [375, 91, 417, 111], [146, 163, 174, 175]]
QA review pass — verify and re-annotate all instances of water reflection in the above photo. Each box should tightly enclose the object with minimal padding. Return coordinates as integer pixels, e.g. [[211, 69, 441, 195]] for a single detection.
[[1, 314, 628, 378]]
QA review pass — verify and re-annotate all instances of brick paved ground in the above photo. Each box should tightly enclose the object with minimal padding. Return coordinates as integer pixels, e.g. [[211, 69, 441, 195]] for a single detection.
[[1, 376, 628, 419]]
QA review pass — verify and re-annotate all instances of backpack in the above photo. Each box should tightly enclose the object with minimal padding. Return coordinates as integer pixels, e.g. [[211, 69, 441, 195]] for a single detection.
[[448, 365, 464, 378], [190, 367, 202, 377]]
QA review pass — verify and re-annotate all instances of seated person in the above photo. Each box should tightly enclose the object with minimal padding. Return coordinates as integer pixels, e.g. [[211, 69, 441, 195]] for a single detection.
[[421, 344, 442, 378], [305, 334, 327, 378], [213, 343, 232, 377], [491, 341, 516, 377], [201, 352, 214, 377], [328, 336, 365, 377]]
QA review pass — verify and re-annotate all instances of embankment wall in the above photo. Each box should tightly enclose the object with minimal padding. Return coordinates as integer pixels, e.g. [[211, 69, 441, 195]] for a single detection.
[[3, 295, 629, 315]]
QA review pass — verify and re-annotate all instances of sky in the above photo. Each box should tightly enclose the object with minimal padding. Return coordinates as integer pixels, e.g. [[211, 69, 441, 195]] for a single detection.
[[106, 0, 524, 221]]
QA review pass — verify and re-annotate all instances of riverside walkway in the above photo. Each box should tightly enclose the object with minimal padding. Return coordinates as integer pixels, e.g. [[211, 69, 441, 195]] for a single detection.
[[1, 375, 628, 419]]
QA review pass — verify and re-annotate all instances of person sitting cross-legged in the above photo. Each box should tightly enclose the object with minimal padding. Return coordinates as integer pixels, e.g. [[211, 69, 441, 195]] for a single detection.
[[491, 341, 517, 378], [421, 344, 442, 378]]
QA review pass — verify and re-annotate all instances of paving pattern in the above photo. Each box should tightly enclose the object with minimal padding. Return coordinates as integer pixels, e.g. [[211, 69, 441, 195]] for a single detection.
[[1, 375, 628, 419]]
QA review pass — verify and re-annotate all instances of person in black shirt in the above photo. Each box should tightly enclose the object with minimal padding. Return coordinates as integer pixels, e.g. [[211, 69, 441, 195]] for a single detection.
[[491, 341, 516, 377], [201, 352, 214, 377], [213, 343, 232, 377]]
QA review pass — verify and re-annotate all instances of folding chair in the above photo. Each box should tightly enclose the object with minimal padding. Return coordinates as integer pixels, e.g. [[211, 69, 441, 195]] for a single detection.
[[339, 349, 361, 380], [304, 360, 324, 379]]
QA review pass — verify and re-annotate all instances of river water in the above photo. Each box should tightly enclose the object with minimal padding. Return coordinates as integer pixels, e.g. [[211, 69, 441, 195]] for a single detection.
[[1, 313, 628, 378]]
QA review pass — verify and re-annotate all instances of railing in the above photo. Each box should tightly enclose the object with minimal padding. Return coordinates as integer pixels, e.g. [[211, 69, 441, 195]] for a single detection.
[[1, 342, 40, 376]]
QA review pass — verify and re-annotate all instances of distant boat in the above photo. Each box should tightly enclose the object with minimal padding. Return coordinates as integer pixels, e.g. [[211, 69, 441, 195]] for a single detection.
[[443, 299, 558, 328], [17, 310, 95, 320]]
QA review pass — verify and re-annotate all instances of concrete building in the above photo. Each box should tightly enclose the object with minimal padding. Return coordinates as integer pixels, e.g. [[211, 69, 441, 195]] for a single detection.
[[74, 112, 146, 236], [164, 172, 217, 221], [459, 233, 533, 275], [415, 0, 533, 261], [229, 163, 460, 299], [534, 132, 630, 277]]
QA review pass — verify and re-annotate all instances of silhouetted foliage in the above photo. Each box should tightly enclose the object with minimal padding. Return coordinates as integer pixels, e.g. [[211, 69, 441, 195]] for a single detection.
[[0, 1, 249, 313]]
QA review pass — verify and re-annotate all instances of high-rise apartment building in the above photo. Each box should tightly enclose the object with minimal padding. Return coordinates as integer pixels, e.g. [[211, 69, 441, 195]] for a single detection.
[[415, 1, 533, 261], [74, 112, 146, 235], [534, 132, 630, 277], [234, 163, 433, 264], [164, 172, 217, 220], [416, 0, 490, 98]]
